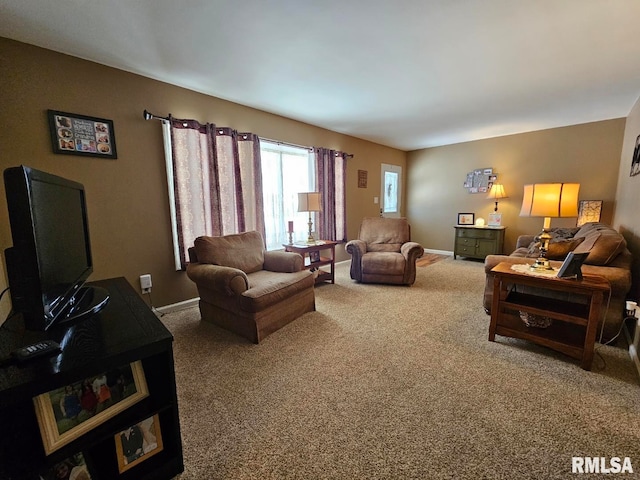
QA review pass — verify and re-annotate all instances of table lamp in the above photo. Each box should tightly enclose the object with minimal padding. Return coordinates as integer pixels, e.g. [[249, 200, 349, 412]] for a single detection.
[[519, 183, 579, 271], [297, 192, 322, 244], [487, 184, 507, 212]]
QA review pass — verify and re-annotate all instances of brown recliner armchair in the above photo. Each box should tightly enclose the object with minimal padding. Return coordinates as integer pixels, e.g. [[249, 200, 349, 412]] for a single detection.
[[345, 217, 424, 285], [186, 231, 316, 343]]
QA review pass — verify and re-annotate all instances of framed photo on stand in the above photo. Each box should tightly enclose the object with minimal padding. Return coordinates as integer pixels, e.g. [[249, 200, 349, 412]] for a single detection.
[[457, 213, 475, 225], [557, 251, 589, 280], [488, 213, 502, 227]]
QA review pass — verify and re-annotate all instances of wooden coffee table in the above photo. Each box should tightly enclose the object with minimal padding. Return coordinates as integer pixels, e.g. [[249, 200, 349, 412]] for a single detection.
[[489, 262, 610, 370]]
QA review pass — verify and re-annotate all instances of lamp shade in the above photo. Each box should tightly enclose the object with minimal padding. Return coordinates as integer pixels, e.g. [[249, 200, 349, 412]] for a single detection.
[[519, 183, 579, 218], [297, 192, 322, 212], [486, 183, 507, 200]]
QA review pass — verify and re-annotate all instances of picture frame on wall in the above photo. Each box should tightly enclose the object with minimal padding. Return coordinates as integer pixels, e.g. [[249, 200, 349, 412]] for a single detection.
[[48, 110, 118, 159], [114, 413, 164, 474], [33, 361, 148, 455], [457, 213, 475, 225], [487, 213, 503, 227], [631, 134, 640, 176]]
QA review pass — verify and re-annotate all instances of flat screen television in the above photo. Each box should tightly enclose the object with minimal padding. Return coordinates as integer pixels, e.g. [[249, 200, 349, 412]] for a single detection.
[[4, 165, 109, 331]]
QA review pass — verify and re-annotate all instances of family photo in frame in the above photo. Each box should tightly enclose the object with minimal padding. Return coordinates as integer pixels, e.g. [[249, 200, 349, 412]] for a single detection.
[[48, 110, 118, 159], [115, 413, 164, 473], [38, 452, 92, 480], [33, 361, 149, 455]]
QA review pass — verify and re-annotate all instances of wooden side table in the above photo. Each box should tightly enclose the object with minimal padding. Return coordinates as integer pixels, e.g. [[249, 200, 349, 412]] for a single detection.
[[283, 240, 338, 284], [489, 262, 610, 370]]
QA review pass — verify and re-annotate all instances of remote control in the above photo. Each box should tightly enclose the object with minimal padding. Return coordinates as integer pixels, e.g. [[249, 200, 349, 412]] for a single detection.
[[11, 340, 61, 363]]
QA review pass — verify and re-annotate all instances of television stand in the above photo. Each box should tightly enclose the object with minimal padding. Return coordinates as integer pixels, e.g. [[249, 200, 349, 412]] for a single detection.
[[58, 285, 110, 326], [0, 277, 183, 479]]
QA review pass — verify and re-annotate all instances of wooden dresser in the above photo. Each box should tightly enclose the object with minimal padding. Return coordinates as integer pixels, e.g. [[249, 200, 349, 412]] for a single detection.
[[453, 225, 506, 260]]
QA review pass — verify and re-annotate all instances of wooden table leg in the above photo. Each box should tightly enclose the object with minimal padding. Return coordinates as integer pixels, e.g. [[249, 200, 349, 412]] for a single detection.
[[581, 290, 604, 370], [489, 275, 501, 342]]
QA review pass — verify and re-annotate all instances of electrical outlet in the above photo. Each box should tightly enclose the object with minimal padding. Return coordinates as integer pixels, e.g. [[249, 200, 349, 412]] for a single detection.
[[140, 274, 152, 294]]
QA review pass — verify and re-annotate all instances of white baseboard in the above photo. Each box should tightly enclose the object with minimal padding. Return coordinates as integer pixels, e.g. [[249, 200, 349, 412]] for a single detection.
[[156, 297, 199, 314], [424, 248, 453, 256]]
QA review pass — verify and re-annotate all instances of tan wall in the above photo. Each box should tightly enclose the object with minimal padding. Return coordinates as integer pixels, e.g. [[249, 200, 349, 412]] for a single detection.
[[613, 95, 640, 301], [406, 120, 625, 254], [0, 37, 406, 320]]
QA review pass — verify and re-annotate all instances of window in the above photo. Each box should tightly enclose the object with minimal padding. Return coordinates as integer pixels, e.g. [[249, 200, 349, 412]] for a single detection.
[[260, 141, 315, 250]]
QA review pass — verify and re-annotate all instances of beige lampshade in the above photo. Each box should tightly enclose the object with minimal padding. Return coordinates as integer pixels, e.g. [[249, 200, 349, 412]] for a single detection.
[[486, 183, 507, 200], [520, 183, 580, 218], [297, 192, 322, 212]]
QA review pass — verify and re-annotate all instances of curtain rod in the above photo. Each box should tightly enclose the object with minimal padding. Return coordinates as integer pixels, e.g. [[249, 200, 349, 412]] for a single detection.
[[261, 137, 313, 151], [143, 109, 170, 122], [144, 110, 353, 158]]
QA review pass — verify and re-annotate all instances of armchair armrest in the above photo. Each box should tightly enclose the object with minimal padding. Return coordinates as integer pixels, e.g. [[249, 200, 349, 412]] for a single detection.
[[186, 263, 249, 296], [401, 241, 424, 261], [346, 239, 367, 282], [345, 239, 366, 256], [264, 250, 303, 272]]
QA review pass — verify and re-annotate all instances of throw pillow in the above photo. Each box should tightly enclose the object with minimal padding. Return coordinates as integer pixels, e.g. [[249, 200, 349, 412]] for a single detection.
[[547, 237, 585, 260], [526, 236, 584, 260]]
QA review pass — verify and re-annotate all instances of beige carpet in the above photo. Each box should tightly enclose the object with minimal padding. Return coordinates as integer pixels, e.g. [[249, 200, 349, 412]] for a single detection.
[[163, 258, 640, 479]]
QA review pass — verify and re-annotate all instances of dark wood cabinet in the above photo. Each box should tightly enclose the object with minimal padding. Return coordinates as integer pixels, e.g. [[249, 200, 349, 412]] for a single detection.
[[0, 277, 183, 480], [453, 225, 505, 260]]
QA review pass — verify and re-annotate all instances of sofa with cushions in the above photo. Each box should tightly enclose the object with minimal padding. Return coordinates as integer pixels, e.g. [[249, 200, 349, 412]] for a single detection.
[[186, 231, 316, 343], [483, 222, 633, 340]]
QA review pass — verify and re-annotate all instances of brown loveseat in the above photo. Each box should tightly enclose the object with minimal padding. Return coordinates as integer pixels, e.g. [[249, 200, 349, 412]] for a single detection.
[[483, 222, 632, 340], [346, 217, 424, 285], [186, 231, 316, 343]]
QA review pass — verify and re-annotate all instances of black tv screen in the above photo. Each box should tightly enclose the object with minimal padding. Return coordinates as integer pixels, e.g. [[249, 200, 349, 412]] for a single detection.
[[4, 166, 108, 330]]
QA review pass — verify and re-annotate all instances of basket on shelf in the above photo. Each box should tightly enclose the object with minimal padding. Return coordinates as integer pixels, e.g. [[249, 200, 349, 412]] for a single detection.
[[519, 311, 553, 328]]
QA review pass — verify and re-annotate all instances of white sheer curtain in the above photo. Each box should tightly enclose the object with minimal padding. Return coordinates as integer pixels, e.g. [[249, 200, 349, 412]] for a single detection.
[[260, 141, 315, 250]]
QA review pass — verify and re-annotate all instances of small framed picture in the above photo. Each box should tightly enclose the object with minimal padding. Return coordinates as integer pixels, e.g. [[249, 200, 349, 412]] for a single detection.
[[33, 361, 149, 455], [557, 251, 590, 280], [309, 251, 321, 263], [39, 452, 93, 480], [115, 414, 164, 474], [457, 213, 475, 225], [488, 213, 503, 227]]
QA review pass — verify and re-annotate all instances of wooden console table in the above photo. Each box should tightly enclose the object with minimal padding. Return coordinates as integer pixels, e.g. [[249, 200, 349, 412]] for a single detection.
[[284, 240, 338, 284], [0, 277, 183, 479], [489, 262, 610, 370]]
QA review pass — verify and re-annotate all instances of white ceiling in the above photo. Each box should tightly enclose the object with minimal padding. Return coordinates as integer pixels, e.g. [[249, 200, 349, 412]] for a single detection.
[[2, 0, 640, 151]]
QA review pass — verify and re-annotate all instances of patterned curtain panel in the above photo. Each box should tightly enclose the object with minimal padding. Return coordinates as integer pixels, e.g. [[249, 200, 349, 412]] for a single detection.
[[167, 117, 265, 269], [314, 147, 347, 242]]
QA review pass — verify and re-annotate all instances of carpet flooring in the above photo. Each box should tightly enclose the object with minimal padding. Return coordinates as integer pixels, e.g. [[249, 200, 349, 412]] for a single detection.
[[162, 258, 640, 479]]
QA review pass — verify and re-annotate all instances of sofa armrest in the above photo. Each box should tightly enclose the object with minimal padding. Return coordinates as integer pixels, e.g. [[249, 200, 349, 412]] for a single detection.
[[516, 235, 536, 249], [401, 242, 424, 261], [264, 250, 303, 273], [186, 263, 249, 296]]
